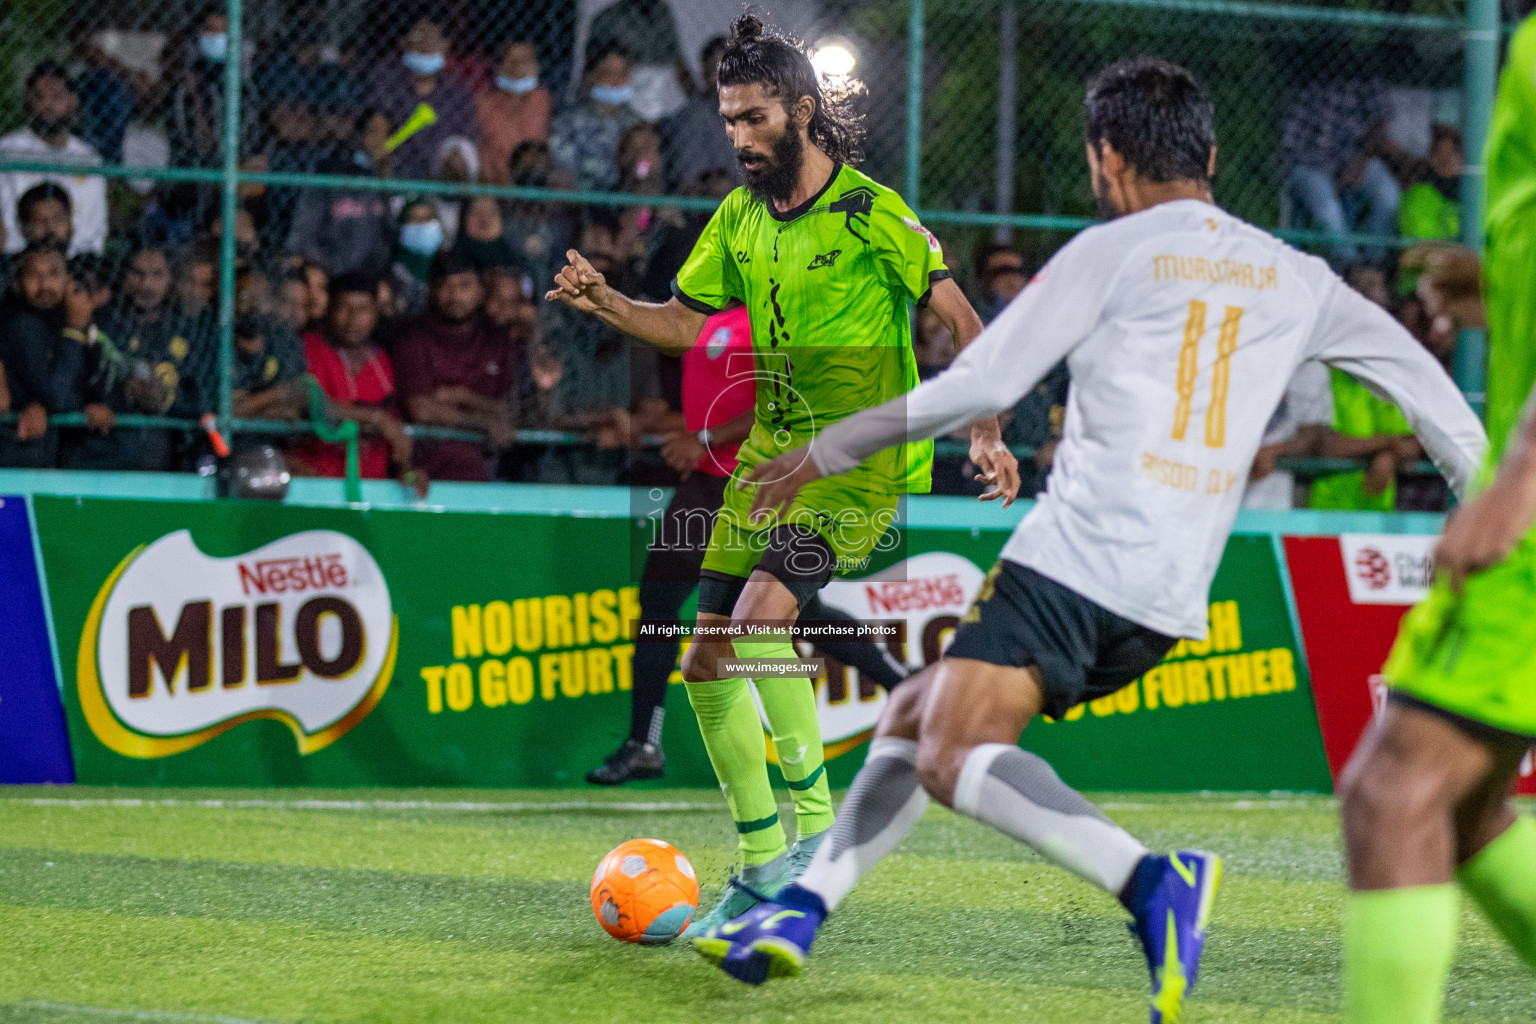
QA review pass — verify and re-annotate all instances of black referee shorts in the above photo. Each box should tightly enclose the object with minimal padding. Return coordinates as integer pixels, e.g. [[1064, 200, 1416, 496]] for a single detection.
[[945, 560, 1177, 720], [644, 472, 729, 583]]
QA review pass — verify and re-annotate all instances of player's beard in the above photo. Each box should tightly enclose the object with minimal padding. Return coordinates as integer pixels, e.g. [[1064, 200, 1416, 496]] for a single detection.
[[1091, 167, 1124, 221], [741, 126, 805, 205]]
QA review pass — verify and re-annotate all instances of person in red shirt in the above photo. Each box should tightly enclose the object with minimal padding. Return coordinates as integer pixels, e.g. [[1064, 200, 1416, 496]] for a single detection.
[[476, 41, 551, 186], [587, 306, 910, 785], [289, 272, 420, 492], [393, 248, 521, 480]]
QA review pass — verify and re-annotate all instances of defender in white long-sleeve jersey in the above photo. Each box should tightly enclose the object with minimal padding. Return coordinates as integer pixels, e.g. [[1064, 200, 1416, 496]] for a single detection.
[[690, 57, 1488, 1024]]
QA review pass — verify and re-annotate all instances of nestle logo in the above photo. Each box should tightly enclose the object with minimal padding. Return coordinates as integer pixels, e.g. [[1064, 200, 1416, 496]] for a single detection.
[[238, 555, 348, 595], [865, 574, 966, 614]]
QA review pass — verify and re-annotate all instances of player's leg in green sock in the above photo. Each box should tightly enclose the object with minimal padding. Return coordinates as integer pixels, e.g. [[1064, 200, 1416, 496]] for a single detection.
[[1459, 814, 1536, 972], [735, 637, 834, 839], [684, 676, 787, 866], [1344, 884, 1459, 1024]]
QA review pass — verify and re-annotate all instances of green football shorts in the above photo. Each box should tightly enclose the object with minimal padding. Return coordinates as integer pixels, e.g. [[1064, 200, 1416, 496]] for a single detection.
[[1384, 538, 1536, 739], [700, 460, 899, 583]]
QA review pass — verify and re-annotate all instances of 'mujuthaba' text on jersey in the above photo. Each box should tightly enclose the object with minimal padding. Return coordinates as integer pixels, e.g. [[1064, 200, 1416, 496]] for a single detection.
[[672, 164, 944, 494], [811, 200, 1486, 637]]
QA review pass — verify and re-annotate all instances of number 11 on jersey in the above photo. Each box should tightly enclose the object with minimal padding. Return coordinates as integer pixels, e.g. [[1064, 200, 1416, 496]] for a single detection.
[[1171, 299, 1243, 449]]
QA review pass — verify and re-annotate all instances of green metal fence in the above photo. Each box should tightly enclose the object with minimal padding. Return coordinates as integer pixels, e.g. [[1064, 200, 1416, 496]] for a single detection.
[[0, 0, 1509, 458]]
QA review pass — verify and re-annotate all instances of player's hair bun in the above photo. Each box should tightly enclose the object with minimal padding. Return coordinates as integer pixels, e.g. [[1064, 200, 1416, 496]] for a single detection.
[[730, 13, 765, 43]]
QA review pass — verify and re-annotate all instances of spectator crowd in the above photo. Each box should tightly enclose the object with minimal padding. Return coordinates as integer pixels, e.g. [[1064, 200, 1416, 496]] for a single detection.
[[0, 5, 1470, 509]]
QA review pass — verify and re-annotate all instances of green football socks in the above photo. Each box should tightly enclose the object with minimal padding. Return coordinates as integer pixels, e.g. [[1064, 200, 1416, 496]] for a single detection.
[[737, 638, 835, 839], [1459, 814, 1536, 973], [1344, 884, 1458, 1024], [683, 676, 786, 867]]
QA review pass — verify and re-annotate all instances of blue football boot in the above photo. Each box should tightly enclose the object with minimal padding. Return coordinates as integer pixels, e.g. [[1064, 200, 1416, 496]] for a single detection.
[[1127, 850, 1222, 1023], [692, 884, 826, 986]]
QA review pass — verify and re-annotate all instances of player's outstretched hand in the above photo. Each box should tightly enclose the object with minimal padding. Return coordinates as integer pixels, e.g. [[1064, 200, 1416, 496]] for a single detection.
[[1435, 471, 1536, 594], [971, 436, 1021, 508], [544, 249, 611, 313], [741, 447, 823, 523]]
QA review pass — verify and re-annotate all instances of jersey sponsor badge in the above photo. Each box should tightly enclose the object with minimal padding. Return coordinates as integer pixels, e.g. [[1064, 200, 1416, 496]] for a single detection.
[[901, 216, 941, 253], [706, 327, 732, 359], [807, 250, 842, 271]]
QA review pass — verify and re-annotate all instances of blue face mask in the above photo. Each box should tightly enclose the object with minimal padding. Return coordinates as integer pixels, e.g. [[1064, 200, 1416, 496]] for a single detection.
[[403, 51, 445, 76], [399, 220, 444, 256], [198, 33, 229, 62], [590, 84, 633, 107], [496, 74, 539, 95]]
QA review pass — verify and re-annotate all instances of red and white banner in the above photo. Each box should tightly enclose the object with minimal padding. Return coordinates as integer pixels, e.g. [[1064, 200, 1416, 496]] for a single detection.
[[1284, 534, 1536, 794]]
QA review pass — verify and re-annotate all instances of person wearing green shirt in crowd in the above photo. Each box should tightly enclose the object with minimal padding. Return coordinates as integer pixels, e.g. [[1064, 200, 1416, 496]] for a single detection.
[[1398, 125, 1463, 243], [1311, 264, 1423, 511], [546, 13, 1019, 937], [1339, 15, 1536, 1024]]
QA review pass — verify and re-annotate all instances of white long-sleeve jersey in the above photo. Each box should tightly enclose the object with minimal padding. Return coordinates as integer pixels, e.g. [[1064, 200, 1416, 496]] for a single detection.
[[811, 200, 1487, 638]]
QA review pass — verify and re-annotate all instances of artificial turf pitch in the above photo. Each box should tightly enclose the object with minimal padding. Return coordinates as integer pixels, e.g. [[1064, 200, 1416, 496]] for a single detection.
[[0, 788, 1531, 1024]]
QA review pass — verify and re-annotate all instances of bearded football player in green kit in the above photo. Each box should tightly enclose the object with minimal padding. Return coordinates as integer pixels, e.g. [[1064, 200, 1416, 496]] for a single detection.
[[545, 13, 1019, 936]]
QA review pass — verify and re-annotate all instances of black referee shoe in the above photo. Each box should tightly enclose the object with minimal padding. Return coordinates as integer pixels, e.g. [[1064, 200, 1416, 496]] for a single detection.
[[586, 739, 665, 785]]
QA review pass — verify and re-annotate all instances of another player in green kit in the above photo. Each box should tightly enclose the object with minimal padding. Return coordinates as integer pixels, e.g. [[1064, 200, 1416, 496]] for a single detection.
[[1338, 14, 1536, 1024], [545, 13, 1019, 936]]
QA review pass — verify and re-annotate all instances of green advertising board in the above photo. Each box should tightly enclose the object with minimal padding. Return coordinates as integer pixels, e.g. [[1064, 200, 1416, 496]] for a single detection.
[[34, 494, 1332, 791]]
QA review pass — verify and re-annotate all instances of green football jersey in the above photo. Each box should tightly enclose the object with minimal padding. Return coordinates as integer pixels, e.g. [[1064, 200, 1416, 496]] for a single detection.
[[1484, 16, 1536, 462], [671, 164, 943, 494]]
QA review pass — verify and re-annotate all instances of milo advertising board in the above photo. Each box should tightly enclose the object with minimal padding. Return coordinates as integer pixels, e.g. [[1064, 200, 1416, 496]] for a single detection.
[[38, 495, 672, 786]]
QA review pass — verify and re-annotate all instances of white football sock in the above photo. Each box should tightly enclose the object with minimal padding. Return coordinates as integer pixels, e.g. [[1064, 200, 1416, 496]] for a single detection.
[[795, 737, 929, 911], [953, 743, 1146, 894]]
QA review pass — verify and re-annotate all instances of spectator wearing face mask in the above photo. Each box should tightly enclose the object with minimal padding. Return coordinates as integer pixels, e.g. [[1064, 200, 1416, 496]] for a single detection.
[[0, 61, 107, 257], [550, 49, 642, 193], [0, 241, 91, 467], [394, 249, 521, 481], [169, 11, 261, 171], [389, 197, 444, 319], [367, 19, 477, 181], [586, 0, 689, 121], [477, 41, 550, 187], [289, 110, 396, 280]]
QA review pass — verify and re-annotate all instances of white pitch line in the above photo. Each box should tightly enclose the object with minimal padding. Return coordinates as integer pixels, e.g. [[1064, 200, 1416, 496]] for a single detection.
[[1098, 799, 1330, 811], [9, 797, 721, 813], [11, 1001, 280, 1024]]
